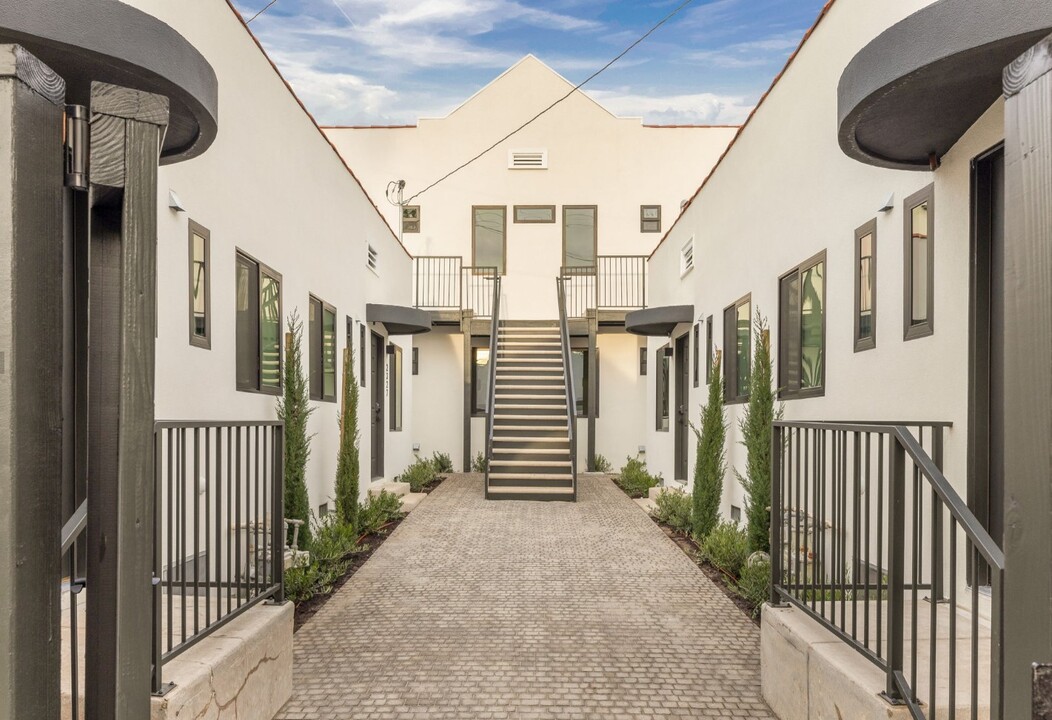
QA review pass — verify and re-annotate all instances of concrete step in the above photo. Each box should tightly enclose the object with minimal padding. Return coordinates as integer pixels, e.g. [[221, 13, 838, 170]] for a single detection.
[[486, 485, 575, 502], [400, 492, 427, 513], [493, 395, 566, 405], [495, 384, 566, 393], [492, 437, 570, 448], [488, 475, 575, 488], [367, 481, 410, 499], [493, 426, 569, 437]]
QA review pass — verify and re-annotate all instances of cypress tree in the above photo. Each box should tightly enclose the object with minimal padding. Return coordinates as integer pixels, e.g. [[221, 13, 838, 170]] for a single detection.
[[278, 311, 314, 549], [335, 344, 361, 529], [691, 351, 726, 540]]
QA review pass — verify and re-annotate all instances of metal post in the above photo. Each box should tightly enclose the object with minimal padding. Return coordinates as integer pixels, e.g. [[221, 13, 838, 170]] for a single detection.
[[769, 425, 784, 606], [273, 424, 286, 604], [0, 45, 66, 720], [587, 310, 598, 471], [884, 434, 907, 703]]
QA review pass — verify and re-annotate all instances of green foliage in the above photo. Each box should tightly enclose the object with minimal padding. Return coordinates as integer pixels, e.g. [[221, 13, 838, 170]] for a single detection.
[[278, 311, 314, 549], [592, 454, 613, 473], [335, 344, 361, 530], [471, 451, 488, 473], [692, 351, 726, 540], [616, 457, 661, 498], [357, 490, 405, 536], [430, 451, 454, 474], [284, 512, 358, 604], [653, 489, 692, 533], [399, 458, 438, 493], [735, 555, 772, 617], [735, 314, 782, 554], [309, 513, 359, 565], [700, 521, 750, 578]]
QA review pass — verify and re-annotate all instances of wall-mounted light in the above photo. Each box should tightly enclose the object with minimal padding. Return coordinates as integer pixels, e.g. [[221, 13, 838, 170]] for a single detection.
[[638, 445, 646, 455], [879, 193, 895, 213], [663, 346, 674, 357], [412, 443, 421, 452], [168, 189, 187, 212]]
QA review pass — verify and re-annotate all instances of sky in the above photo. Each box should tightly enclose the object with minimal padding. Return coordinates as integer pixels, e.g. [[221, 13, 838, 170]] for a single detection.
[[232, 0, 829, 127]]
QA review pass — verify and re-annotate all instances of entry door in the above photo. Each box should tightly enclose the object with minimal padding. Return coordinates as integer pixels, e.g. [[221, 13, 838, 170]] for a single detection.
[[969, 145, 1005, 570], [674, 333, 690, 482], [371, 332, 385, 479]]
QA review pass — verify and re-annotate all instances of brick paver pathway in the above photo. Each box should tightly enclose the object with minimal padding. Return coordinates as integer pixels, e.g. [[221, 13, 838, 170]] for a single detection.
[[277, 474, 774, 719]]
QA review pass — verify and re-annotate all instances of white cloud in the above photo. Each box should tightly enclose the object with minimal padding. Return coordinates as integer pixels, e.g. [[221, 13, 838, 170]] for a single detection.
[[687, 31, 802, 68], [586, 88, 754, 125]]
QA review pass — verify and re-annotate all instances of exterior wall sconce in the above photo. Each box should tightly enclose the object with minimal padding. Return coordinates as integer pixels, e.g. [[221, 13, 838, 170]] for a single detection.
[[879, 193, 895, 213], [168, 189, 186, 212], [638, 445, 646, 454]]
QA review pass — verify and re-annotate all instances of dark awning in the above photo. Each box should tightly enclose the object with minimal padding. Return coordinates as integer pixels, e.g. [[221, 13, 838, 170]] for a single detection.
[[366, 304, 432, 335], [0, 0, 218, 164], [838, 0, 1052, 170], [625, 305, 694, 337]]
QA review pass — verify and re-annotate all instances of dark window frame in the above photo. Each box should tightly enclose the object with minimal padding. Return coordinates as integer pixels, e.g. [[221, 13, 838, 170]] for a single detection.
[[470, 342, 491, 417], [359, 323, 366, 388], [308, 295, 338, 403], [235, 250, 283, 395], [389, 343, 403, 431], [639, 346, 647, 376], [656, 345, 671, 431], [693, 322, 701, 388], [705, 315, 714, 384], [570, 341, 599, 418], [855, 219, 877, 352], [412, 346, 419, 375], [402, 205, 420, 234], [562, 205, 598, 269], [723, 295, 751, 404], [779, 250, 827, 400], [640, 205, 662, 233], [904, 183, 935, 341], [188, 220, 211, 349], [471, 205, 507, 275], [513, 205, 556, 224]]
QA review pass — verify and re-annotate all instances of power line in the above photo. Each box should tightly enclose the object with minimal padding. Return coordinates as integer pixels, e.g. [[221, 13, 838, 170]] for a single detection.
[[246, 0, 281, 24], [403, 0, 698, 204]]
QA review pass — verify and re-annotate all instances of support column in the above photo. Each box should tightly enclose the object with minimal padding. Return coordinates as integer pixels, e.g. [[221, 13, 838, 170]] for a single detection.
[[586, 311, 597, 472], [0, 44, 66, 720], [1002, 34, 1052, 720], [462, 312, 473, 472], [84, 81, 168, 720]]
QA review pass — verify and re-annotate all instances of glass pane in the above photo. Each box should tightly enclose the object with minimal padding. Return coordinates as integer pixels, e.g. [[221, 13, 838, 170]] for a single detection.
[[572, 349, 587, 416], [323, 308, 337, 398], [800, 261, 824, 389], [236, 257, 259, 390], [473, 348, 490, 413], [659, 352, 670, 430], [192, 233, 207, 338], [391, 348, 402, 430], [515, 206, 554, 223], [858, 233, 873, 339], [564, 207, 596, 268], [260, 273, 281, 389], [473, 208, 505, 274], [911, 202, 929, 324], [736, 302, 750, 397]]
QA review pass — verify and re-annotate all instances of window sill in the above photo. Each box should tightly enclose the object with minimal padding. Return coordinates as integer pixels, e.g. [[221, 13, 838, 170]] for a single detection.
[[237, 386, 282, 397], [779, 388, 826, 401], [904, 322, 934, 341], [724, 396, 750, 406], [854, 338, 876, 353]]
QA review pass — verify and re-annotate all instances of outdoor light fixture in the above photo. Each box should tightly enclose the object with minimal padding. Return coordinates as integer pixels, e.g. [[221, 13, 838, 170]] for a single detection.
[[879, 192, 895, 213], [412, 443, 421, 452], [638, 445, 646, 454], [664, 346, 674, 357], [168, 189, 187, 212]]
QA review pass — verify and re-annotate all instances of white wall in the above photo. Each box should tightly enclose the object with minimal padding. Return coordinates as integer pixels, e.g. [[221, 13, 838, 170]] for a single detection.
[[409, 329, 466, 469], [595, 332, 648, 468]]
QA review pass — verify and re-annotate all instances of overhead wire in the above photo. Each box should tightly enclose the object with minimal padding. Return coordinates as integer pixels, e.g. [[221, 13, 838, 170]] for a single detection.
[[246, 0, 281, 24]]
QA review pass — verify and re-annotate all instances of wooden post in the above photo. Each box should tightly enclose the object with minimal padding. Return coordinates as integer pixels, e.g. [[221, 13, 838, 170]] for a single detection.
[[1002, 34, 1052, 720], [0, 44, 66, 720], [84, 81, 168, 720]]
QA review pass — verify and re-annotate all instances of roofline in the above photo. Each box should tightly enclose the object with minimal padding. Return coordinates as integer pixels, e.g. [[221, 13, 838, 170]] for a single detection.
[[642, 124, 742, 129], [224, 1, 411, 259], [322, 125, 418, 130], [649, 0, 838, 261]]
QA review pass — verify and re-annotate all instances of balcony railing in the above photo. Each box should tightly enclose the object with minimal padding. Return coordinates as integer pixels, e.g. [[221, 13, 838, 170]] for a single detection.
[[413, 256, 498, 318], [771, 421, 1003, 719], [560, 255, 648, 319]]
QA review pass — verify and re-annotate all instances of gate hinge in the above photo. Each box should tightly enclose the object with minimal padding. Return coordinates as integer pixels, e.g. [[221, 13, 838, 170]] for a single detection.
[[64, 104, 88, 190]]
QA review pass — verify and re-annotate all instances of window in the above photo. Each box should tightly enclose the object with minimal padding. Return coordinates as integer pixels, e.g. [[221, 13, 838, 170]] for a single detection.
[[359, 323, 366, 387], [779, 252, 826, 398], [412, 347, 419, 376], [855, 220, 877, 351], [367, 244, 378, 274], [471, 346, 491, 415], [681, 236, 695, 276], [904, 184, 935, 339], [402, 206, 420, 234], [563, 206, 597, 269], [309, 296, 337, 402], [472, 206, 506, 274], [705, 316, 714, 383], [571, 348, 599, 418], [656, 346, 670, 431], [693, 323, 700, 388], [514, 205, 556, 224], [639, 347, 647, 376], [723, 296, 751, 403], [236, 252, 282, 393], [188, 221, 210, 349], [389, 344, 403, 431], [508, 149, 547, 169], [641, 205, 662, 233]]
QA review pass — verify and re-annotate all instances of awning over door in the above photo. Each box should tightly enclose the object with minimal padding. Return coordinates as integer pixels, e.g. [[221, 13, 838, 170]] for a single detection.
[[366, 304, 432, 335], [625, 305, 694, 337]]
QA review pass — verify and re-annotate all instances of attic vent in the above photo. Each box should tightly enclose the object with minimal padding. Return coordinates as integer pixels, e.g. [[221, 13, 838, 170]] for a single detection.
[[680, 236, 695, 277], [367, 244, 379, 273], [509, 149, 548, 170]]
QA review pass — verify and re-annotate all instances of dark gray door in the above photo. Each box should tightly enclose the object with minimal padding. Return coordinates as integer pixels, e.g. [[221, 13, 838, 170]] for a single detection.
[[371, 332, 385, 479], [675, 333, 690, 482]]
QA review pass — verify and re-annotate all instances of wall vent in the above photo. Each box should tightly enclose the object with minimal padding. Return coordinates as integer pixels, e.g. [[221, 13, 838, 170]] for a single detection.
[[367, 244, 379, 273], [508, 149, 548, 170], [680, 236, 695, 276]]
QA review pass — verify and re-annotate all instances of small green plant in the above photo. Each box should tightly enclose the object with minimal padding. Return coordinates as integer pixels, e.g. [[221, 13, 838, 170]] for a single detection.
[[335, 344, 360, 530], [278, 311, 315, 549], [430, 451, 454, 474], [357, 490, 404, 536], [735, 554, 772, 617], [653, 489, 692, 533], [692, 351, 726, 540], [399, 458, 437, 493], [616, 457, 660, 498], [700, 521, 750, 578], [309, 513, 359, 565], [592, 454, 613, 473], [284, 562, 325, 603], [471, 451, 488, 473]]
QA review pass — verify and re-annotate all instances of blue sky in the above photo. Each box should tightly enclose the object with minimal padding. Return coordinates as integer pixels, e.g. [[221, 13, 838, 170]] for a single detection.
[[232, 0, 828, 126]]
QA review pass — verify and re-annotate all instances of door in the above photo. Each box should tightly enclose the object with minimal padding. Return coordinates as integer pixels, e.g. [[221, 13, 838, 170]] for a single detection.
[[674, 333, 690, 482], [370, 332, 385, 479], [969, 144, 1005, 577]]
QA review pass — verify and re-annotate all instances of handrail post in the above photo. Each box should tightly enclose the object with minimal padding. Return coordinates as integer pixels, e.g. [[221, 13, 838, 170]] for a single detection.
[[884, 432, 907, 703], [272, 424, 286, 603], [932, 424, 945, 601], [770, 424, 784, 605], [483, 275, 500, 497]]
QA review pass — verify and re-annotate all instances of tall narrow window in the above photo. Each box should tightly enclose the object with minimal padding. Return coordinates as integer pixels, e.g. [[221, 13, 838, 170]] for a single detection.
[[236, 252, 282, 393], [412, 347, 419, 376], [724, 296, 751, 403], [705, 315, 714, 383], [693, 323, 700, 388], [472, 206, 506, 274], [309, 295, 337, 402], [855, 220, 877, 351], [570, 348, 599, 417], [359, 323, 366, 387], [639, 347, 647, 376], [656, 346, 670, 431], [471, 346, 491, 415], [904, 184, 935, 340], [779, 252, 826, 398], [563, 206, 597, 269], [641, 205, 661, 233], [389, 344, 403, 431], [188, 221, 210, 348]]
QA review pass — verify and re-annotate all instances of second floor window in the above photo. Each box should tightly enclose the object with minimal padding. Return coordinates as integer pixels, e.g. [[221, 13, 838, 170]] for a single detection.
[[855, 220, 877, 351], [188, 221, 210, 349], [905, 184, 935, 340], [236, 252, 282, 394], [563, 206, 597, 269], [309, 295, 337, 402], [472, 206, 506, 274], [779, 253, 826, 398]]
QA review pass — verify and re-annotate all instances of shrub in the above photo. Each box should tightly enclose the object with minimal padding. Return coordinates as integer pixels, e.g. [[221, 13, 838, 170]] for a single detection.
[[735, 553, 772, 617], [653, 489, 692, 533], [335, 344, 361, 530], [399, 458, 437, 493], [430, 451, 454, 474], [700, 521, 750, 578], [284, 562, 324, 603], [691, 351, 726, 540], [358, 490, 404, 536], [309, 513, 359, 565], [616, 457, 660, 498], [592, 454, 613, 473], [471, 451, 488, 473], [278, 311, 314, 548]]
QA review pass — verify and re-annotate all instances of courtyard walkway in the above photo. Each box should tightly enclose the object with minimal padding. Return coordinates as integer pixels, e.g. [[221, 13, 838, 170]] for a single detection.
[[277, 474, 774, 719]]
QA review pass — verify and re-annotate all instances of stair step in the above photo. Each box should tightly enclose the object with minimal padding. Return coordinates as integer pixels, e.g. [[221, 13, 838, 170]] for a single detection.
[[490, 459, 572, 468], [488, 476, 575, 488], [486, 485, 575, 501], [494, 395, 565, 403], [493, 438, 571, 448], [493, 426, 569, 437]]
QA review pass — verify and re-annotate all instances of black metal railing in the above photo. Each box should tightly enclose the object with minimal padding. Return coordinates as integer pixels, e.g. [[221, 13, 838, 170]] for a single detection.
[[483, 276, 502, 496], [770, 421, 1003, 719], [559, 256, 648, 319], [413, 256, 499, 319], [556, 278, 578, 499], [152, 421, 285, 693]]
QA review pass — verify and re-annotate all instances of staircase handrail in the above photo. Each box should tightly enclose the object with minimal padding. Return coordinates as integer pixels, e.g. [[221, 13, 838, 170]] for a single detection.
[[483, 275, 501, 496], [556, 278, 578, 498]]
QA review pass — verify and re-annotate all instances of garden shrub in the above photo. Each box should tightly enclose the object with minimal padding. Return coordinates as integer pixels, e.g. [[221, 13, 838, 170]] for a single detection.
[[700, 521, 750, 578], [335, 344, 360, 530], [592, 454, 613, 473], [735, 553, 772, 617], [616, 457, 660, 498], [357, 490, 404, 536], [399, 458, 437, 493], [284, 562, 324, 603], [691, 351, 726, 540], [278, 311, 314, 548], [653, 489, 692, 533], [309, 513, 359, 565], [430, 451, 454, 474], [471, 451, 488, 473]]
